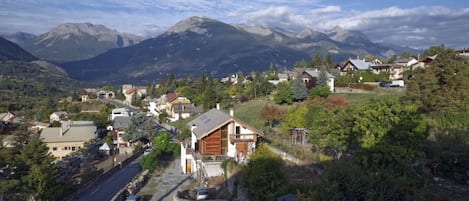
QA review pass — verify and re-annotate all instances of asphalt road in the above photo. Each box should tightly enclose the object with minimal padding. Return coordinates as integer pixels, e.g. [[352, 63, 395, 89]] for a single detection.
[[73, 157, 141, 201], [99, 98, 140, 114]]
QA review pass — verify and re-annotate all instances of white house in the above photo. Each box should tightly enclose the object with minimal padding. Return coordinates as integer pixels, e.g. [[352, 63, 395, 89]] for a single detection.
[[50, 111, 68, 123], [111, 108, 131, 121]]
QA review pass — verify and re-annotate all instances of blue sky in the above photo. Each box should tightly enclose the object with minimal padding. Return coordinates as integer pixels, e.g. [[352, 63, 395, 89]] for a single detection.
[[1, 0, 468, 49]]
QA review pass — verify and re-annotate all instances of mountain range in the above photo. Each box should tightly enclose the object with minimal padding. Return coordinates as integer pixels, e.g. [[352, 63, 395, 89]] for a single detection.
[[1, 23, 144, 62], [0, 35, 82, 93], [1, 16, 417, 84]]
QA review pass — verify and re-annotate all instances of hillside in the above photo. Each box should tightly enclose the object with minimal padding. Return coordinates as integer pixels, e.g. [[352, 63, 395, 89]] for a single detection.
[[0, 36, 37, 61], [0, 60, 82, 113]]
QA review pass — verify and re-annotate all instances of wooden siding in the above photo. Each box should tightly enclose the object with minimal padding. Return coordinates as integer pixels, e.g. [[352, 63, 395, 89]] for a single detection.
[[200, 130, 221, 155]]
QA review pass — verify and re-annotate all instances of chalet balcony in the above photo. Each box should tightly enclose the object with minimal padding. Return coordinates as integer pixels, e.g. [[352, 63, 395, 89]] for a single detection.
[[230, 133, 257, 143], [191, 151, 228, 162]]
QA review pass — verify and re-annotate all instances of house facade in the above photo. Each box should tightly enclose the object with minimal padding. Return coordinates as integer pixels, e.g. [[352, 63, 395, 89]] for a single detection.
[[112, 116, 131, 147], [340, 59, 371, 75], [0, 112, 15, 123], [50, 111, 68, 123], [301, 70, 335, 92], [111, 107, 131, 121], [180, 108, 262, 177], [122, 84, 147, 106], [40, 121, 96, 160]]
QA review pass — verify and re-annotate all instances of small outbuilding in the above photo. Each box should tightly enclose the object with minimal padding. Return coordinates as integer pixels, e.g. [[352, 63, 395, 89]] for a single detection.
[[289, 128, 308, 145]]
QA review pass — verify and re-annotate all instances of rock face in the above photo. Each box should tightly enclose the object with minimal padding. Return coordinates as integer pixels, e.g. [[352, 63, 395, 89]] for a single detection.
[[21, 23, 144, 62], [62, 16, 416, 84]]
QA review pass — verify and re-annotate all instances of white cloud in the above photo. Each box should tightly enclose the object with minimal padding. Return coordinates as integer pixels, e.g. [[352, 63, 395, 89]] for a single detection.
[[0, 1, 468, 49]]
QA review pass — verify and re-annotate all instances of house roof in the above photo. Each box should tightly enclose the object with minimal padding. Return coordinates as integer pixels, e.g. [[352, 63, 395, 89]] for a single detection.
[[166, 93, 183, 103], [112, 107, 130, 114], [303, 70, 335, 78], [187, 109, 263, 139], [172, 103, 196, 114], [40, 124, 96, 143], [32, 121, 51, 127], [125, 87, 137, 95], [395, 58, 413, 63], [0, 112, 15, 121], [347, 59, 371, 70], [113, 116, 130, 129], [51, 111, 67, 117], [278, 73, 288, 79]]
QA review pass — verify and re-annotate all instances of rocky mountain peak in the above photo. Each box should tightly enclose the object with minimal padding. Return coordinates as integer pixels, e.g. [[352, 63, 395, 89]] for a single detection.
[[166, 16, 216, 34], [23, 22, 144, 62], [49, 22, 115, 37], [326, 25, 370, 43]]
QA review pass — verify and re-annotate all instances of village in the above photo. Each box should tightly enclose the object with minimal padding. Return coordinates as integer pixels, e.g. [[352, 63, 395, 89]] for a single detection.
[[3, 48, 467, 201]]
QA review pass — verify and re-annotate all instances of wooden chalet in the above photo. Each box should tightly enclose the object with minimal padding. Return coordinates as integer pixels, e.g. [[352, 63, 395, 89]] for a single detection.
[[180, 107, 263, 175]]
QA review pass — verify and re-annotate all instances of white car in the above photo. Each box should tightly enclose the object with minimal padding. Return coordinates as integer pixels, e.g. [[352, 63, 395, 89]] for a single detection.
[[193, 189, 209, 200], [143, 148, 152, 155]]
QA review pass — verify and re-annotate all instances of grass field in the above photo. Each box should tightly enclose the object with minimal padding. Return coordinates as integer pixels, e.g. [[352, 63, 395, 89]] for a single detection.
[[333, 88, 405, 106], [232, 98, 276, 130]]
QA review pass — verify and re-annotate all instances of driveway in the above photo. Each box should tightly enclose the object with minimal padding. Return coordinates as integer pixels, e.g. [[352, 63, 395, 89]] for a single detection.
[[138, 159, 192, 201]]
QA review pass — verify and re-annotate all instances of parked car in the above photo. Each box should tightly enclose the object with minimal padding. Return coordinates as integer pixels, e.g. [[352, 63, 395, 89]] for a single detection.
[[193, 188, 209, 200], [143, 148, 152, 155], [125, 194, 140, 201]]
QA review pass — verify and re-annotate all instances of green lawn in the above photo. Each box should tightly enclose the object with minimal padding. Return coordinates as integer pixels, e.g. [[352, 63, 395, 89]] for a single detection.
[[232, 98, 275, 130], [334, 88, 405, 106]]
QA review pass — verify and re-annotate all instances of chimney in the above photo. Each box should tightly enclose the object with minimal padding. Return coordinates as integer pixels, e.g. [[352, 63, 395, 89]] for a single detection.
[[216, 103, 220, 110], [60, 128, 63, 136], [191, 124, 197, 132], [230, 109, 234, 117]]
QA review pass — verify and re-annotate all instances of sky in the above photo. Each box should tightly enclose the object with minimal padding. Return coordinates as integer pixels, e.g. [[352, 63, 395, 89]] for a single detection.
[[1, 0, 468, 49]]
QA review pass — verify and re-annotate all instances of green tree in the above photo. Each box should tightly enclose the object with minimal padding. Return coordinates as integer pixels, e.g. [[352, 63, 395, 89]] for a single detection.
[[291, 78, 308, 101], [364, 54, 374, 62], [17, 137, 67, 200], [401, 51, 411, 58], [152, 132, 171, 153], [293, 59, 308, 68], [325, 53, 333, 67], [310, 54, 322, 68], [406, 46, 469, 113], [280, 104, 308, 133], [242, 144, 286, 201], [387, 55, 397, 63], [316, 70, 329, 87], [274, 82, 292, 105], [123, 113, 157, 141], [309, 86, 331, 98]]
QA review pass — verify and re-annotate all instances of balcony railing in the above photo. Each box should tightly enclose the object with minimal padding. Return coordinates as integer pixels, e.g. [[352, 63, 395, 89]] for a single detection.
[[230, 133, 257, 142]]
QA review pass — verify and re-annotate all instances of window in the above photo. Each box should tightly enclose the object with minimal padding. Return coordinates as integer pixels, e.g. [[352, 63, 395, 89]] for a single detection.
[[72, 146, 76, 151], [52, 147, 57, 151], [235, 126, 240, 138]]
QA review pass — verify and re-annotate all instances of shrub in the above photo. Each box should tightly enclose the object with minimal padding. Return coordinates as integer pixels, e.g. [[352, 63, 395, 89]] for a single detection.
[[309, 86, 331, 98]]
